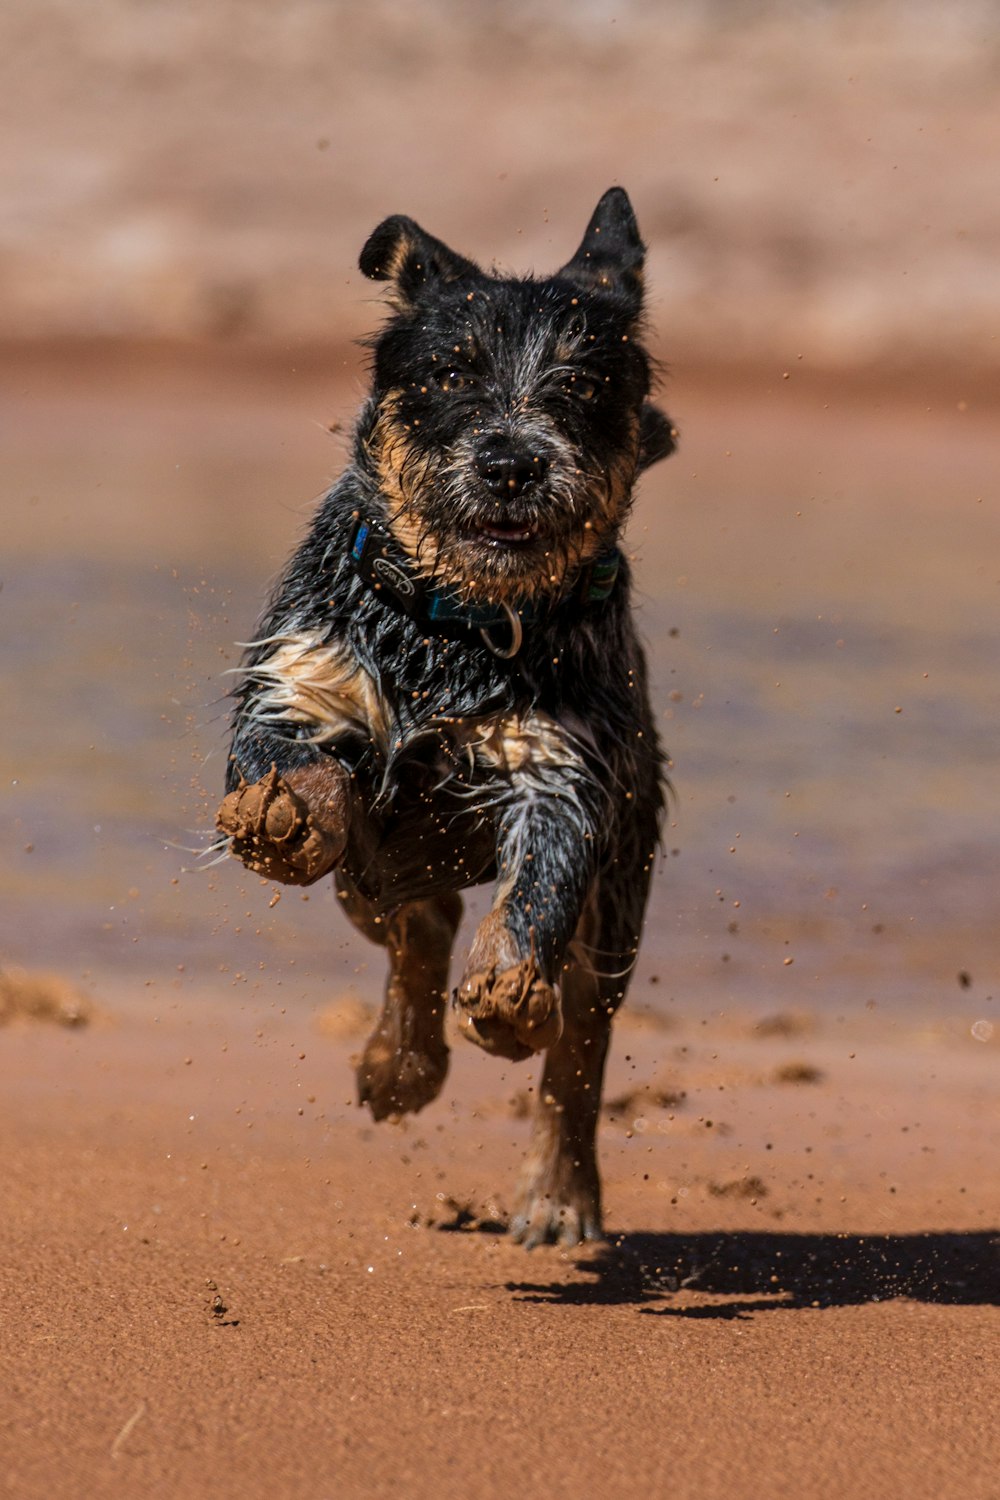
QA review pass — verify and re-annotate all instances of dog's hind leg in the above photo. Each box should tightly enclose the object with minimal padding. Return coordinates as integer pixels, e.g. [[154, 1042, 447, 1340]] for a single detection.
[[337, 873, 461, 1121], [509, 947, 608, 1248], [510, 861, 653, 1248]]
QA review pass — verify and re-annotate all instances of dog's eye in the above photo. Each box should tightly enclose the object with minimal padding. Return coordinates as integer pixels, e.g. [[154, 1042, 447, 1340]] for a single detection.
[[566, 375, 597, 401], [436, 369, 475, 393]]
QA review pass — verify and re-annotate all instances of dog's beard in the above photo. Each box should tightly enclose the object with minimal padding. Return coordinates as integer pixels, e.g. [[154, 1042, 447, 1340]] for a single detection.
[[380, 437, 631, 605]]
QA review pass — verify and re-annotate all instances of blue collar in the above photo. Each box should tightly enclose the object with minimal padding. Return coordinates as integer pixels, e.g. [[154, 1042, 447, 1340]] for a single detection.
[[347, 512, 620, 659]]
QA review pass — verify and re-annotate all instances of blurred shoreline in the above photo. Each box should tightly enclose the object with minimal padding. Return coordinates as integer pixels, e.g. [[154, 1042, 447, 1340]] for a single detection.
[[6, 334, 1000, 411], [4, 1, 999, 372]]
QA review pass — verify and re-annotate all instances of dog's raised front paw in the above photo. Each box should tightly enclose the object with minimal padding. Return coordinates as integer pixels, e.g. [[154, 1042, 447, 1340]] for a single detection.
[[454, 958, 562, 1060], [216, 766, 345, 885]]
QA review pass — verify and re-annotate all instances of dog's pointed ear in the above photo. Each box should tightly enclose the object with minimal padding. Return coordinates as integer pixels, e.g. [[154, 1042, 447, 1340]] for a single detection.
[[359, 215, 479, 309], [637, 402, 677, 472], [558, 187, 646, 311]]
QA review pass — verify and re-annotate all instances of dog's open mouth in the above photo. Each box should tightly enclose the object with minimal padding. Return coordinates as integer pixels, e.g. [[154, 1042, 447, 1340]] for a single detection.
[[476, 519, 540, 546]]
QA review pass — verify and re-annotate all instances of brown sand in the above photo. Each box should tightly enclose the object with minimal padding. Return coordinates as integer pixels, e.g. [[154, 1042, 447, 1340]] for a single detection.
[[2, 984, 997, 1499], [2, 350, 999, 1497]]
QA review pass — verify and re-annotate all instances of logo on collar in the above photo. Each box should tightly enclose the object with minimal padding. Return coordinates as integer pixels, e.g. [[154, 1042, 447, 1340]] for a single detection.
[[372, 556, 416, 597]]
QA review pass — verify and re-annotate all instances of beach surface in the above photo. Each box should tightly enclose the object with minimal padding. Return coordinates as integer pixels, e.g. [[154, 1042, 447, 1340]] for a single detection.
[[2, 974, 997, 1500]]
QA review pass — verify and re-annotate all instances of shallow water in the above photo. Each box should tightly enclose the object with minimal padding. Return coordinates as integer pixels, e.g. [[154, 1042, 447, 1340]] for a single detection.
[[2, 350, 997, 1030]]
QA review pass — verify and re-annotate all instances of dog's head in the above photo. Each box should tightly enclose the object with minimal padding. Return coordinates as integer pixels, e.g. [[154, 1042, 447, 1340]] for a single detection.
[[356, 187, 675, 605]]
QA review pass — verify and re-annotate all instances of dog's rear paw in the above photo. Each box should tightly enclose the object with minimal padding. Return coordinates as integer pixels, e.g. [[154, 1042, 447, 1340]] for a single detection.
[[216, 766, 344, 885], [454, 958, 562, 1060], [357, 1037, 449, 1121], [509, 1188, 604, 1250]]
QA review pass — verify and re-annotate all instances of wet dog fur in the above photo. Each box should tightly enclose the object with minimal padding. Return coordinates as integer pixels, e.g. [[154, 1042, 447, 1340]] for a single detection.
[[217, 187, 675, 1247]]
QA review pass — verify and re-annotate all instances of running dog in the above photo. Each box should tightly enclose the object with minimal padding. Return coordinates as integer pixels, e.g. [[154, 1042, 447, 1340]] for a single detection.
[[217, 187, 675, 1246]]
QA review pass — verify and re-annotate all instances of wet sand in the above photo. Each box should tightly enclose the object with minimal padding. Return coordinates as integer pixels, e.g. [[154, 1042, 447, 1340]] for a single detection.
[[2, 348, 998, 1497]]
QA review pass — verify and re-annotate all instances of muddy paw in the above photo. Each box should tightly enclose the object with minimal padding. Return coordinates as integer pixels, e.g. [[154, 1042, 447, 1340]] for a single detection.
[[454, 958, 562, 1060], [216, 766, 344, 885], [357, 1037, 449, 1121]]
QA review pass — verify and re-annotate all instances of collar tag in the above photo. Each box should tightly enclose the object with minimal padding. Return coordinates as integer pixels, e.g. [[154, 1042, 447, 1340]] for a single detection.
[[350, 519, 371, 564]]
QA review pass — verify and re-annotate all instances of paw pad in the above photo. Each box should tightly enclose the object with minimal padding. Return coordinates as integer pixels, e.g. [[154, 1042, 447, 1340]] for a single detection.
[[455, 958, 562, 1058], [216, 767, 343, 885]]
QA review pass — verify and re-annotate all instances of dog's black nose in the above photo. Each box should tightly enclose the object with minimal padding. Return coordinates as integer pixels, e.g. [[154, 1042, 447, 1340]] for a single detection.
[[475, 442, 548, 498]]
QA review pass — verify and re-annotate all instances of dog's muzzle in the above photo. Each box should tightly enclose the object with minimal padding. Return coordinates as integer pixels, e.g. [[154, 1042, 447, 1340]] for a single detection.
[[474, 437, 549, 500]]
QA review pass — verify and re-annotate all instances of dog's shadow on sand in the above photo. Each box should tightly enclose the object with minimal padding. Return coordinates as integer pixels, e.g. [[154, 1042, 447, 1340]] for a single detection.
[[505, 1230, 1000, 1316]]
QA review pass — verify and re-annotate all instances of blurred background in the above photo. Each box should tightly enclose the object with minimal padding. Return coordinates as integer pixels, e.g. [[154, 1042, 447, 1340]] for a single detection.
[[2, 0, 997, 1037], [5, 0, 1000, 372], [3, 0, 1000, 370]]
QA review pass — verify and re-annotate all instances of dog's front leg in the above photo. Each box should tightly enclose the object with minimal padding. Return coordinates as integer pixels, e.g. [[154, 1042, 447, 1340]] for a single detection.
[[217, 629, 374, 886], [216, 758, 351, 886], [455, 773, 600, 1061]]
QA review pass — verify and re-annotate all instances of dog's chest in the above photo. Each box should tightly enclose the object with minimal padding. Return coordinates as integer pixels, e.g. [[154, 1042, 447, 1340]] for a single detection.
[[251, 627, 590, 785], [340, 706, 591, 911]]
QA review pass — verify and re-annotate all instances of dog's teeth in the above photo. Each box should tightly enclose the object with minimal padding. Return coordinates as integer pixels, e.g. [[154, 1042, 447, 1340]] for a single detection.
[[481, 523, 537, 544]]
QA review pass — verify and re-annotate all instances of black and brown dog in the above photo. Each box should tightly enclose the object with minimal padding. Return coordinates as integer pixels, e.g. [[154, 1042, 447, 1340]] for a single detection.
[[217, 187, 675, 1247]]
